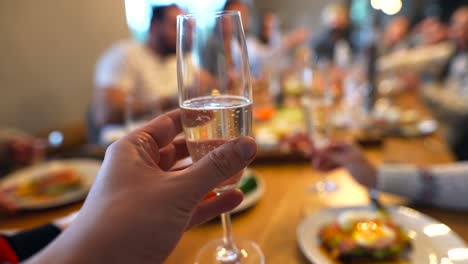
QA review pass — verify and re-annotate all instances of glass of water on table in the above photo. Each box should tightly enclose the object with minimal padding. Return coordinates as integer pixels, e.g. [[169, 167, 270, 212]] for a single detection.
[[177, 11, 264, 264], [301, 61, 339, 193]]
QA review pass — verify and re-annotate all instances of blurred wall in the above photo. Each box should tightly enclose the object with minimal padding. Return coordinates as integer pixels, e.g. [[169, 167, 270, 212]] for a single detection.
[[0, 0, 129, 134]]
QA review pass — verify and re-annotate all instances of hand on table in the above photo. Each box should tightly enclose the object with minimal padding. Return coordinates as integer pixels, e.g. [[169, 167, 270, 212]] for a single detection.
[[29, 110, 257, 264], [0, 132, 44, 176], [311, 142, 377, 189], [280, 132, 311, 155], [7, 135, 44, 168]]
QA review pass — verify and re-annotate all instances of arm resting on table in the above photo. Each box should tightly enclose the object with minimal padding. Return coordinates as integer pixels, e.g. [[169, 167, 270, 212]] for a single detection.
[[377, 162, 468, 210]]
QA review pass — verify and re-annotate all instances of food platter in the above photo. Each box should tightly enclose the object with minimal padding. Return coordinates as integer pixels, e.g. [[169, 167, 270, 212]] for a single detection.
[[0, 159, 101, 210], [297, 206, 468, 264]]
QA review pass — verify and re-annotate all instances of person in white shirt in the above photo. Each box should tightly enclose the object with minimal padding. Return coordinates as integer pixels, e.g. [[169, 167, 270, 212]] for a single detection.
[[312, 142, 468, 211], [255, 11, 310, 70], [220, 1, 309, 78], [92, 4, 184, 129]]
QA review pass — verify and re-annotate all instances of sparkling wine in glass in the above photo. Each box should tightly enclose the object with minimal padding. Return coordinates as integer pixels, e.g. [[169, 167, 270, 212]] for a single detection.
[[177, 11, 264, 263], [182, 95, 252, 191]]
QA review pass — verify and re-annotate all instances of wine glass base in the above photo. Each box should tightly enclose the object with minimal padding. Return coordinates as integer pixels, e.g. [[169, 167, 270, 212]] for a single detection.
[[309, 180, 339, 193], [195, 238, 264, 264]]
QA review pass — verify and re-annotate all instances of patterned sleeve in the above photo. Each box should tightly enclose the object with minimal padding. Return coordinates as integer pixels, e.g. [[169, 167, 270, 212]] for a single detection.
[[377, 162, 468, 210], [377, 164, 422, 200], [430, 162, 468, 210]]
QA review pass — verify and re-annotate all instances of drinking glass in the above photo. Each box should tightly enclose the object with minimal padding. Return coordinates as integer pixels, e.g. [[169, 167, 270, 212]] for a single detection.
[[177, 11, 264, 263], [125, 92, 162, 132], [301, 62, 339, 193]]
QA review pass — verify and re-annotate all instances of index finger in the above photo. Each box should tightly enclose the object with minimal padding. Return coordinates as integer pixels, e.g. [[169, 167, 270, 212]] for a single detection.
[[135, 110, 183, 149]]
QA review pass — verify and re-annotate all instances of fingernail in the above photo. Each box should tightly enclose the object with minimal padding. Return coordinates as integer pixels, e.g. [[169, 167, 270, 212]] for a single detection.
[[234, 137, 257, 160]]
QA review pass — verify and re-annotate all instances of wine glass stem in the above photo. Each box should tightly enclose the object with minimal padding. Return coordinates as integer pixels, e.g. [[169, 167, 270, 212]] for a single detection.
[[220, 212, 237, 253]]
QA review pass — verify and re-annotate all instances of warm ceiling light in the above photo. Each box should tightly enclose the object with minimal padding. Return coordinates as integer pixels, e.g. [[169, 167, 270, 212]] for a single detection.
[[381, 0, 403, 15]]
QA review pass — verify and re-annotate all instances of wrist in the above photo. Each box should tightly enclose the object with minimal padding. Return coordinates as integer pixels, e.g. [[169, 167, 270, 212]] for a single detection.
[[349, 157, 377, 189], [366, 161, 378, 189], [376, 165, 421, 199]]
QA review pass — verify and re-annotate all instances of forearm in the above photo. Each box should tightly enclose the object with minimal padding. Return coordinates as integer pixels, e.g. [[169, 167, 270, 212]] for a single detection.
[[27, 209, 171, 264], [27, 231, 169, 264], [428, 163, 468, 210], [376, 165, 421, 200], [377, 162, 468, 210]]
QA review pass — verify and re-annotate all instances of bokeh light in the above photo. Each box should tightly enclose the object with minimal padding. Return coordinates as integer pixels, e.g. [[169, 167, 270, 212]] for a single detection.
[[381, 0, 402, 15], [370, 0, 383, 10]]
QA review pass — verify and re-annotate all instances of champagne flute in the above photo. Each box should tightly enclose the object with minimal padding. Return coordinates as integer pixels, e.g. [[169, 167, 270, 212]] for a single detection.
[[177, 11, 264, 263], [302, 61, 339, 193]]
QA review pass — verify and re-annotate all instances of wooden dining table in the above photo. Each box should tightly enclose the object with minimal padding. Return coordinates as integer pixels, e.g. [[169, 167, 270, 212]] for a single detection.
[[2, 92, 468, 264]]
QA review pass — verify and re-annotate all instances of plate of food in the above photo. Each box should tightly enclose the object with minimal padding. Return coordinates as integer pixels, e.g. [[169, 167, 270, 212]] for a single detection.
[[232, 169, 265, 214], [297, 206, 468, 264], [254, 107, 305, 155], [0, 159, 101, 210]]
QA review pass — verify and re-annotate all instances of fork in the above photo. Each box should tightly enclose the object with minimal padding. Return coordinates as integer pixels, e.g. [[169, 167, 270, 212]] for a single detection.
[[369, 188, 391, 219]]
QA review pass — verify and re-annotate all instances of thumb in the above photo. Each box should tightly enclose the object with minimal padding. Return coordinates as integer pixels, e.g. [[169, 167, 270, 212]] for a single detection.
[[181, 137, 257, 198]]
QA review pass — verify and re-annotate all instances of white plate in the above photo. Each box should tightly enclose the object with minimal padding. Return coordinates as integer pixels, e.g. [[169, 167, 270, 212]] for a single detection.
[[231, 171, 265, 214], [297, 206, 468, 264], [0, 159, 101, 210]]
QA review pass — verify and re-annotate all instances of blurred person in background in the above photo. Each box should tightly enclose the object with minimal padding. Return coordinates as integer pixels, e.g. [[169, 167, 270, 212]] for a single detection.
[[311, 3, 357, 63], [220, 1, 309, 78], [312, 142, 468, 211], [380, 16, 411, 55], [219, 0, 266, 78], [423, 0, 467, 24], [423, 6, 468, 160], [257, 10, 310, 57], [258, 11, 282, 48], [91, 5, 184, 136], [414, 17, 449, 46]]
